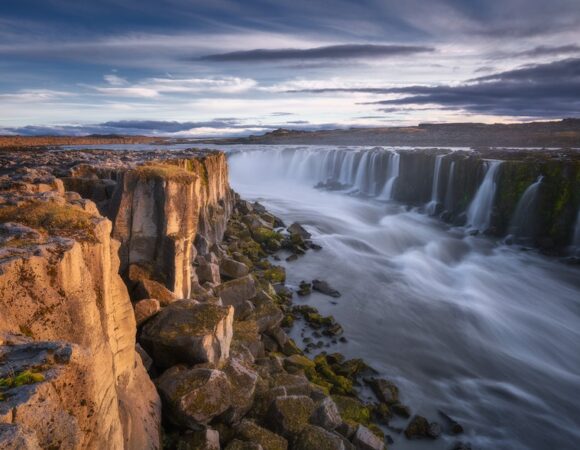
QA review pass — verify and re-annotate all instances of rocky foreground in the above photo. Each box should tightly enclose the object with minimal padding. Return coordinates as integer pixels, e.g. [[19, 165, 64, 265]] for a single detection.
[[0, 149, 468, 450]]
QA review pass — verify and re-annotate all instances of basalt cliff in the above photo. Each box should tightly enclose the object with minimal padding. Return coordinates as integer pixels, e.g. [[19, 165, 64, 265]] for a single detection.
[[0, 149, 397, 450]]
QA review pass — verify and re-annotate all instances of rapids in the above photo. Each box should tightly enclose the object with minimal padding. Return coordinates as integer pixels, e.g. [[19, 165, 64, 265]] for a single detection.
[[228, 146, 580, 450]]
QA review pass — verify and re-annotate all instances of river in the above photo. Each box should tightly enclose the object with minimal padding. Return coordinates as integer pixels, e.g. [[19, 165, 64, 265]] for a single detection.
[[227, 146, 580, 450]]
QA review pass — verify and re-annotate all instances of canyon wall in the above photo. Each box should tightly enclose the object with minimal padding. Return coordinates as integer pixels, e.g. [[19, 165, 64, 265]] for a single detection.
[[0, 150, 234, 449]]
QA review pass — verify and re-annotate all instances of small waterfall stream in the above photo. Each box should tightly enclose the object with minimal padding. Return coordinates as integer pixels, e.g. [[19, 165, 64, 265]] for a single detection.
[[426, 154, 444, 215], [509, 176, 544, 241], [444, 161, 456, 212], [378, 152, 400, 200], [466, 160, 502, 232]]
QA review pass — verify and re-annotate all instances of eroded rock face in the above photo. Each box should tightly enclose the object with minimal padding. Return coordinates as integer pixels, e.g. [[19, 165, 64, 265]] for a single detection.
[[108, 155, 233, 298], [0, 187, 161, 449], [140, 300, 234, 369]]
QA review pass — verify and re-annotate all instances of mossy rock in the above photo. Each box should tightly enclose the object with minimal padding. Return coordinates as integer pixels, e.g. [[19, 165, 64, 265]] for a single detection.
[[268, 395, 315, 437], [236, 419, 288, 450], [134, 162, 197, 183], [0, 370, 45, 390], [261, 266, 286, 284], [332, 395, 371, 426], [0, 201, 96, 240]]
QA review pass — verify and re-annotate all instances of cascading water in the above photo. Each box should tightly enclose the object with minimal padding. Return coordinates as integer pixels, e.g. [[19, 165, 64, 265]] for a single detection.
[[426, 154, 444, 215], [466, 160, 502, 232], [226, 146, 580, 450], [509, 176, 543, 241], [444, 161, 455, 212], [378, 152, 400, 200]]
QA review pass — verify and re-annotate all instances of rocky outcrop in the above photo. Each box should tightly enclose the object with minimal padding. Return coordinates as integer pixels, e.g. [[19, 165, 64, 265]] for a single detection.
[[0, 172, 161, 449], [107, 154, 233, 298]]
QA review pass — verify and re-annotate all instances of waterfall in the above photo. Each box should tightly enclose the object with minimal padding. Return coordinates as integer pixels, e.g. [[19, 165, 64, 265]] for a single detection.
[[466, 160, 502, 232], [378, 152, 400, 200], [572, 209, 580, 252], [509, 176, 543, 240], [444, 161, 455, 212], [426, 154, 444, 215]]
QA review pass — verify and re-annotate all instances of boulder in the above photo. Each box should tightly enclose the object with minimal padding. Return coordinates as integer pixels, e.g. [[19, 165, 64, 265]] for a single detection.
[[226, 440, 264, 450], [310, 397, 342, 431], [220, 258, 250, 279], [134, 298, 161, 326], [222, 356, 259, 424], [404, 415, 440, 439], [158, 366, 232, 428], [141, 300, 234, 369], [197, 261, 221, 285], [312, 279, 341, 298], [288, 222, 311, 240], [268, 395, 315, 438], [251, 294, 284, 333], [176, 429, 221, 450], [294, 425, 349, 450], [236, 420, 288, 450], [135, 278, 179, 306], [215, 275, 257, 308], [352, 425, 385, 450], [366, 378, 399, 404]]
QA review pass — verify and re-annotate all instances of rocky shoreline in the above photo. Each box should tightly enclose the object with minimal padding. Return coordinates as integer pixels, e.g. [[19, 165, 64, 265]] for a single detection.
[[0, 148, 473, 449]]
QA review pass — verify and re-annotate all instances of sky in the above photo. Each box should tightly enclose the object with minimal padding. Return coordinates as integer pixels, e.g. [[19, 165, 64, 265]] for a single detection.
[[1, 0, 580, 137]]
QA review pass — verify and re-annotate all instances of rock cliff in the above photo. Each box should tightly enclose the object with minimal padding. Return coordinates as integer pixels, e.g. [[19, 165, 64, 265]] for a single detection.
[[0, 149, 234, 449]]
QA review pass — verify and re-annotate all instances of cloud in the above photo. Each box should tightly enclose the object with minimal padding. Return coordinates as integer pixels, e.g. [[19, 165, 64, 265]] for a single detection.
[[90, 76, 257, 97], [370, 58, 580, 117], [513, 44, 580, 58], [0, 89, 71, 102], [200, 44, 434, 62]]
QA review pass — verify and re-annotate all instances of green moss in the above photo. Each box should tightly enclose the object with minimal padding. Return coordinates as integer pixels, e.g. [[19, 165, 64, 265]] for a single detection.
[[0, 370, 45, 390], [332, 395, 371, 425], [134, 162, 196, 183], [262, 266, 286, 284], [0, 201, 95, 240]]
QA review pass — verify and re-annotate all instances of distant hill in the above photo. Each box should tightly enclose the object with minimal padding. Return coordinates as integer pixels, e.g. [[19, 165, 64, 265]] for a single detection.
[[202, 119, 580, 148]]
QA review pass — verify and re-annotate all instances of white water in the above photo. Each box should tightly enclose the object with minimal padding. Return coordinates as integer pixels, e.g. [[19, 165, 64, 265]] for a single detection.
[[228, 146, 580, 450], [378, 152, 400, 200], [444, 161, 456, 212], [427, 154, 445, 215], [466, 161, 502, 232], [509, 176, 544, 241]]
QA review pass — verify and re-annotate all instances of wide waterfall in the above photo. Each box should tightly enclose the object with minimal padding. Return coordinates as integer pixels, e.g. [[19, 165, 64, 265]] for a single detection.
[[227, 145, 580, 450], [466, 160, 502, 232], [509, 176, 544, 241], [426, 154, 444, 215]]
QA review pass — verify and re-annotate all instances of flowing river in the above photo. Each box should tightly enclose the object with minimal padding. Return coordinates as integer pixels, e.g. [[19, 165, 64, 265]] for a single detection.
[[226, 146, 580, 450]]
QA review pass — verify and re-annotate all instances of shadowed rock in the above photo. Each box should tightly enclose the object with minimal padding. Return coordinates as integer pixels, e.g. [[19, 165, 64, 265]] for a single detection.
[[141, 299, 234, 369]]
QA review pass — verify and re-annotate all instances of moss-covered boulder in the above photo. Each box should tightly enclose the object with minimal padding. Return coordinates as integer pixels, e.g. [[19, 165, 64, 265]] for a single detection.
[[222, 356, 259, 424], [294, 425, 348, 450], [236, 419, 288, 450], [225, 439, 264, 450], [268, 395, 315, 438], [366, 378, 399, 405], [157, 366, 232, 428], [140, 300, 234, 369]]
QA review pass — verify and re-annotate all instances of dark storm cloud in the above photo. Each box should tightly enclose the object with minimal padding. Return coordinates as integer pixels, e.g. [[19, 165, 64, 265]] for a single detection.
[[282, 58, 580, 118], [101, 119, 242, 132], [200, 44, 434, 62], [513, 44, 580, 58], [374, 58, 580, 117]]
